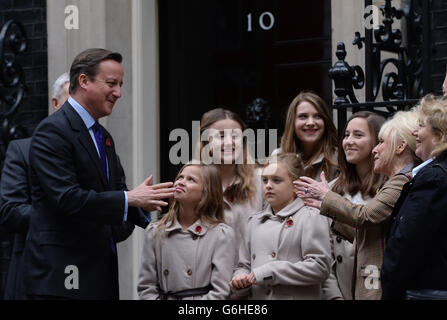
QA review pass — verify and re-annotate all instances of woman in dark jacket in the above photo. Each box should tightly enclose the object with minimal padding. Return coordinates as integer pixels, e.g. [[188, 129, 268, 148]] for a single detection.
[[381, 94, 447, 300]]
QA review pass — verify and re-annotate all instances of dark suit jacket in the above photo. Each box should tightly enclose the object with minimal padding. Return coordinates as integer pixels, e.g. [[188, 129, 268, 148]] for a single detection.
[[22, 101, 148, 300], [381, 155, 447, 300], [0, 138, 32, 299]]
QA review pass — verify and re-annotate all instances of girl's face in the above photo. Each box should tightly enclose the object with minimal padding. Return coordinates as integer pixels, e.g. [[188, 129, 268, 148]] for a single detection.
[[206, 119, 243, 165], [294, 101, 325, 148], [342, 117, 375, 167], [262, 162, 296, 213], [413, 116, 440, 161], [174, 165, 204, 205]]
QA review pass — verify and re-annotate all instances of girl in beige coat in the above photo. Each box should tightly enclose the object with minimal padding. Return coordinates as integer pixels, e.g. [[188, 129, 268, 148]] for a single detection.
[[230, 153, 331, 300], [320, 112, 386, 300], [138, 164, 236, 300], [199, 108, 265, 262]]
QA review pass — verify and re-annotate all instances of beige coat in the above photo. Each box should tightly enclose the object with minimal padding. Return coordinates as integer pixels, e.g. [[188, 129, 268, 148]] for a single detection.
[[224, 167, 265, 262], [320, 170, 411, 300], [233, 198, 331, 300], [321, 191, 369, 300], [138, 218, 236, 300]]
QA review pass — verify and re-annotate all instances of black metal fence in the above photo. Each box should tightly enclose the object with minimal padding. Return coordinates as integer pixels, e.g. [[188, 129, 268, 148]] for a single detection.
[[328, 0, 432, 137], [0, 20, 28, 168], [0, 19, 28, 299]]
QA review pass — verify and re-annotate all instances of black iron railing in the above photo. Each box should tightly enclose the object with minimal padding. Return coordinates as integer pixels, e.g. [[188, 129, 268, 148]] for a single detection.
[[0, 19, 27, 299], [0, 20, 28, 170], [329, 0, 430, 136]]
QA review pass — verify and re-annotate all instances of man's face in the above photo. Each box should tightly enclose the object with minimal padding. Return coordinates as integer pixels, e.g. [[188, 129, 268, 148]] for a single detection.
[[84, 59, 124, 119], [51, 81, 70, 111]]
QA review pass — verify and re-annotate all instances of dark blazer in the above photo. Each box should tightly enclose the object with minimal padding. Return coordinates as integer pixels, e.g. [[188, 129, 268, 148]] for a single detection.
[[0, 138, 32, 299], [381, 155, 447, 300], [22, 101, 148, 300]]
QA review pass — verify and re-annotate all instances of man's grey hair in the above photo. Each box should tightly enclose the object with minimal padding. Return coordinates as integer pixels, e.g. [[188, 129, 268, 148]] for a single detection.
[[52, 72, 70, 100]]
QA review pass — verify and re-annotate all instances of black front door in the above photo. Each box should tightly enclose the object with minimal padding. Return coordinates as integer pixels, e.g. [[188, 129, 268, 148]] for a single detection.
[[159, 0, 332, 182]]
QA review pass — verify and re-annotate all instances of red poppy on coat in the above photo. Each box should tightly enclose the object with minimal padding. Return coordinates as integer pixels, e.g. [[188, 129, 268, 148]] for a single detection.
[[105, 137, 112, 147], [286, 218, 294, 227], [195, 225, 202, 233]]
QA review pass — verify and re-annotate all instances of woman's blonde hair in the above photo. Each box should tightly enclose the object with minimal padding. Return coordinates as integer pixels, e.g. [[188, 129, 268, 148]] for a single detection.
[[378, 109, 419, 166], [157, 163, 224, 235], [417, 94, 447, 158], [263, 153, 305, 181], [199, 108, 256, 204], [280, 91, 338, 177]]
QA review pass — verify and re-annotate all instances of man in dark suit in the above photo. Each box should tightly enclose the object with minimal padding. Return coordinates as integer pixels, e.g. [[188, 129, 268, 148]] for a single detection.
[[0, 73, 70, 300], [0, 138, 32, 300], [22, 48, 174, 300]]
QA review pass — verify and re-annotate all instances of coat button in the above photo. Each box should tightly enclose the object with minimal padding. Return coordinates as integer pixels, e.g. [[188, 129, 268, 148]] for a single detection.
[[187, 269, 192, 276], [271, 252, 276, 258], [163, 269, 169, 276], [252, 254, 256, 260], [336, 236, 342, 243], [337, 255, 343, 263]]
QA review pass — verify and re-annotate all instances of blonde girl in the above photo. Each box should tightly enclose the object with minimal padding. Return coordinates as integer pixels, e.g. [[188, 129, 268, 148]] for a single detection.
[[230, 153, 331, 299], [138, 163, 235, 300]]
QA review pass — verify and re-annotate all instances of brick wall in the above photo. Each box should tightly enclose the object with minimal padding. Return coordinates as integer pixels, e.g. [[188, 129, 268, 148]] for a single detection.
[[0, 0, 48, 136]]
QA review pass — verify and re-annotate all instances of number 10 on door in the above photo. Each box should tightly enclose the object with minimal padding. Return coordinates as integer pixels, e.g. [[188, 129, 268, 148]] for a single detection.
[[247, 12, 275, 32]]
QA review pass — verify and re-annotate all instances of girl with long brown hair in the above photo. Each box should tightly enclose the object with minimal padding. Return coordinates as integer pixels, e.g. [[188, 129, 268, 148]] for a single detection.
[[198, 108, 264, 260], [320, 111, 386, 300], [276, 91, 339, 181], [138, 163, 235, 300]]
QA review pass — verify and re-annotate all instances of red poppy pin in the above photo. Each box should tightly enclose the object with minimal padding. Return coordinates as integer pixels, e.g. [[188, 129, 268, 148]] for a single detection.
[[286, 217, 294, 227], [105, 137, 112, 147], [195, 225, 202, 234]]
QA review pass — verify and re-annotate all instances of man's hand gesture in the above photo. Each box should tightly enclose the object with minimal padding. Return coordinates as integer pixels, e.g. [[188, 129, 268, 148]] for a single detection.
[[127, 175, 175, 212]]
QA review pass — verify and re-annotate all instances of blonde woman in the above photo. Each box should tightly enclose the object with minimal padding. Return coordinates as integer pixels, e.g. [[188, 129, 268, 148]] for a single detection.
[[296, 110, 419, 299], [274, 91, 338, 181], [382, 95, 447, 300], [138, 163, 235, 300]]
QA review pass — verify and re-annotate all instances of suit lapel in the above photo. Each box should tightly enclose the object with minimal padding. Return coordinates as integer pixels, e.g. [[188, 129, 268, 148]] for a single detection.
[[62, 102, 109, 189]]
